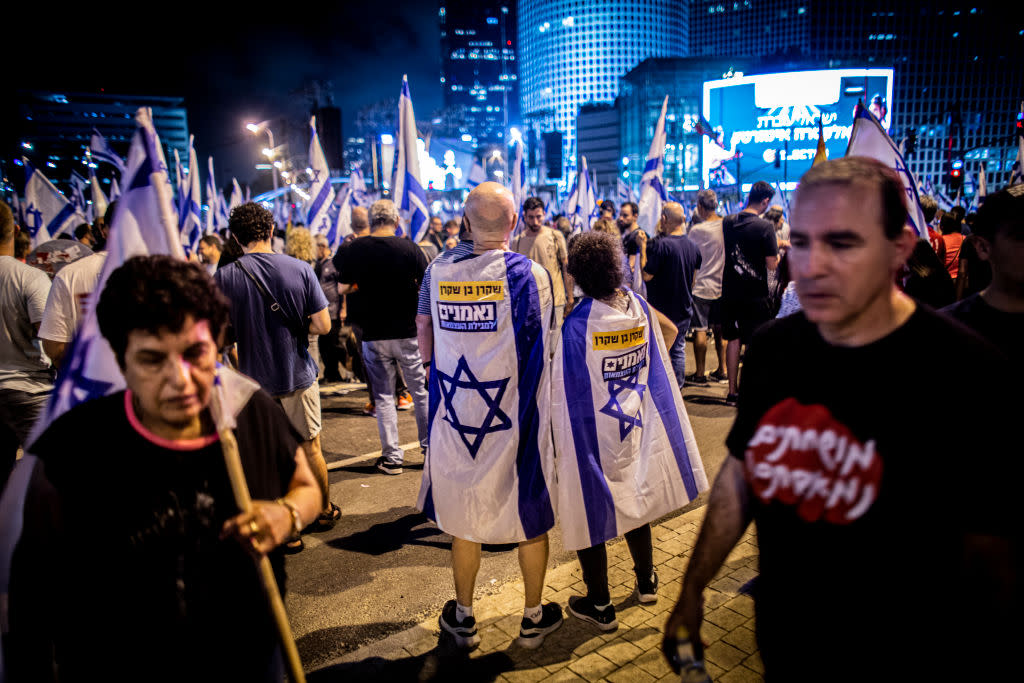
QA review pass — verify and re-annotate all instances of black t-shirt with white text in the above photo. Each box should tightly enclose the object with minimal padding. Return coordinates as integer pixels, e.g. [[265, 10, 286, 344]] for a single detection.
[[726, 306, 1016, 679]]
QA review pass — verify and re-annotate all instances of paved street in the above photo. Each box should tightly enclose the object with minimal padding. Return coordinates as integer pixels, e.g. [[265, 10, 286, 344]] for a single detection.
[[287, 346, 742, 679]]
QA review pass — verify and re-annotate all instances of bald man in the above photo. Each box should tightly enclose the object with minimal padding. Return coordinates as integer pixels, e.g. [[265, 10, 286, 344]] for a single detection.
[[416, 182, 563, 650], [638, 202, 702, 388]]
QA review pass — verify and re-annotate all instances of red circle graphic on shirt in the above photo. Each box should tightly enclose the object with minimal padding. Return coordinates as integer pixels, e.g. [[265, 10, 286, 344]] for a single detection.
[[743, 398, 883, 524]]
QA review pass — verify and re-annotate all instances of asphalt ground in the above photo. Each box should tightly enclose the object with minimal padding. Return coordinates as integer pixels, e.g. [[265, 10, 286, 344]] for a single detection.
[[286, 345, 736, 672]]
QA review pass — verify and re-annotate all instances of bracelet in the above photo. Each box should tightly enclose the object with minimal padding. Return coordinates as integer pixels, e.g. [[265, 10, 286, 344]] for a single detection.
[[276, 497, 303, 541]]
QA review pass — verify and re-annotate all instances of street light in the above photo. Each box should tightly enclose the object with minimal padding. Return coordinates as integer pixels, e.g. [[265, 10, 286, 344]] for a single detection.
[[245, 120, 279, 192]]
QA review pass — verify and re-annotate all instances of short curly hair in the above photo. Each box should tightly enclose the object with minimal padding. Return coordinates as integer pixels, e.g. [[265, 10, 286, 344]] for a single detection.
[[568, 231, 624, 300], [228, 202, 274, 245], [97, 255, 230, 367]]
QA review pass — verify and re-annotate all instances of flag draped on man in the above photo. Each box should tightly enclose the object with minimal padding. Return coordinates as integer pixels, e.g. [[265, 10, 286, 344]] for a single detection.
[[564, 156, 599, 233], [392, 75, 429, 241], [845, 102, 929, 238], [417, 250, 557, 543], [22, 159, 87, 246], [178, 136, 203, 255], [306, 115, 336, 236], [637, 95, 669, 236], [28, 108, 185, 445], [551, 291, 708, 550]]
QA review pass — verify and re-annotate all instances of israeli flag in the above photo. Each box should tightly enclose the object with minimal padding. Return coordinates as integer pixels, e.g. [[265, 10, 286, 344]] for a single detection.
[[90, 168, 108, 223], [616, 177, 637, 206], [564, 156, 599, 233], [22, 158, 86, 246], [349, 166, 370, 207], [467, 160, 486, 189], [418, 250, 557, 544], [324, 184, 352, 251], [69, 170, 91, 222], [229, 179, 243, 212], [509, 140, 528, 239], [845, 102, 929, 238], [217, 189, 231, 228], [172, 148, 185, 214], [638, 95, 669, 236], [1011, 137, 1023, 187], [205, 156, 218, 234], [392, 75, 429, 241], [89, 129, 126, 175], [27, 107, 185, 447], [178, 136, 203, 255], [306, 115, 336, 236], [552, 291, 708, 551]]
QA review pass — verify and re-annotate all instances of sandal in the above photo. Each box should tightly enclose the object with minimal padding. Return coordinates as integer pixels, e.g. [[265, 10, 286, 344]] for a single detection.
[[311, 502, 341, 532], [284, 537, 304, 554]]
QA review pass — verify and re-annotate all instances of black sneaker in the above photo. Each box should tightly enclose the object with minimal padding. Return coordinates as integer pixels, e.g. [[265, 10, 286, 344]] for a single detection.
[[685, 372, 708, 386], [725, 393, 739, 407], [635, 572, 659, 604], [438, 599, 480, 649], [375, 456, 403, 475], [516, 603, 563, 649], [709, 370, 728, 383], [568, 595, 618, 631]]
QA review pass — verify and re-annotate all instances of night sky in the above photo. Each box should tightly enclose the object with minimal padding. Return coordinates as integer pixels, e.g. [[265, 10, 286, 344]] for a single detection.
[[11, 1, 444, 182]]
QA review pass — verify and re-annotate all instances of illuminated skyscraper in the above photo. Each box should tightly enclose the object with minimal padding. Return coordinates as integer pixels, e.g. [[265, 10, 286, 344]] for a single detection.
[[518, 0, 687, 180]]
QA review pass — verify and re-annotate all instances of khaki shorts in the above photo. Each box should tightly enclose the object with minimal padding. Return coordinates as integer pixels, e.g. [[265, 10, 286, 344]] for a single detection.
[[274, 381, 321, 441]]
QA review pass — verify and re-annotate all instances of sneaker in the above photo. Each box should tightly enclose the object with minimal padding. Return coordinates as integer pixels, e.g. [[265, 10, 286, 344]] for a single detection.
[[375, 456, 403, 475], [685, 372, 708, 386], [516, 603, 563, 649], [567, 595, 618, 631], [635, 572, 659, 604], [362, 402, 376, 417], [708, 370, 728, 383], [396, 393, 413, 411], [725, 393, 739, 407], [438, 599, 480, 649]]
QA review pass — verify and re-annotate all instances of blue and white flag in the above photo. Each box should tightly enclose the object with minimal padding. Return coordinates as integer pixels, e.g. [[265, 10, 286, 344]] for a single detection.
[[509, 140, 528, 239], [306, 115, 336, 236], [418, 250, 556, 544], [90, 168, 108, 223], [845, 102, 929, 238], [1011, 136, 1023, 187], [324, 184, 352, 251], [229, 179, 243, 213], [552, 290, 708, 551], [109, 177, 121, 201], [466, 160, 486, 189], [172, 148, 185, 214], [205, 156, 218, 234], [563, 156, 599, 233], [89, 129, 126, 175], [28, 107, 184, 446], [22, 159, 86, 246], [637, 95, 670, 236], [217, 189, 231, 228], [616, 177, 637, 206], [178, 136, 203, 255], [349, 166, 370, 207], [69, 171, 91, 222], [977, 166, 987, 205], [392, 75, 429, 241]]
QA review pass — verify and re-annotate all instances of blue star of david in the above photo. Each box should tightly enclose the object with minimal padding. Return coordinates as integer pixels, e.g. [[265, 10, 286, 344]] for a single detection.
[[62, 336, 114, 409], [25, 203, 43, 236], [310, 168, 322, 183], [599, 373, 646, 440], [437, 355, 512, 458]]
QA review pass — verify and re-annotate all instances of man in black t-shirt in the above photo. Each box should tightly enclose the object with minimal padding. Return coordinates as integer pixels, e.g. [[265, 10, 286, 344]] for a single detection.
[[720, 180, 778, 404], [942, 185, 1024, 363], [638, 202, 702, 388], [8, 256, 322, 681], [333, 199, 429, 474], [617, 201, 643, 285], [663, 158, 1016, 681]]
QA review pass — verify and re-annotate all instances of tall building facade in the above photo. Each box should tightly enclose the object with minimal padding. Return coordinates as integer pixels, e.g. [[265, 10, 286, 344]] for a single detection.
[[689, 0, 1024, 192], [518, 0, 688, 182], [441, 1, 518, 144]]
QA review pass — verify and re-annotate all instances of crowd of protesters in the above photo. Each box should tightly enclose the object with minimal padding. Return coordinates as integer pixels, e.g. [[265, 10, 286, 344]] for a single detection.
[[0, 155, 1020, 680]]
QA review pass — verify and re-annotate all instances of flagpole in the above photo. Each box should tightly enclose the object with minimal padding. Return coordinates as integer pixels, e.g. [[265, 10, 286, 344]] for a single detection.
[[214, 391, 306, 683]]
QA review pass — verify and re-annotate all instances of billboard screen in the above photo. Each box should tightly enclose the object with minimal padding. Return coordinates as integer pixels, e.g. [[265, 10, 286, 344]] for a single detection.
[[702, 68, 894, 191]]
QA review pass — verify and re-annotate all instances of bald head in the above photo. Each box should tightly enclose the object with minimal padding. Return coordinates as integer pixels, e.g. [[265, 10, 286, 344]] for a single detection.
[[661, 202, 684, 233], [464, 182, 516, 242], [351, 206, 369, 235]]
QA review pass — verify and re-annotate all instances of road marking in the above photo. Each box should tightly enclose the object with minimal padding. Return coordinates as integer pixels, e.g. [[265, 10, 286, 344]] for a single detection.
[[326, 441, 422, 471]]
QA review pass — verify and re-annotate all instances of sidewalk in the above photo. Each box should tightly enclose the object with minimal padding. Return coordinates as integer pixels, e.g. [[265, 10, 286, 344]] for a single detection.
[[309, 506, 763, 682]]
